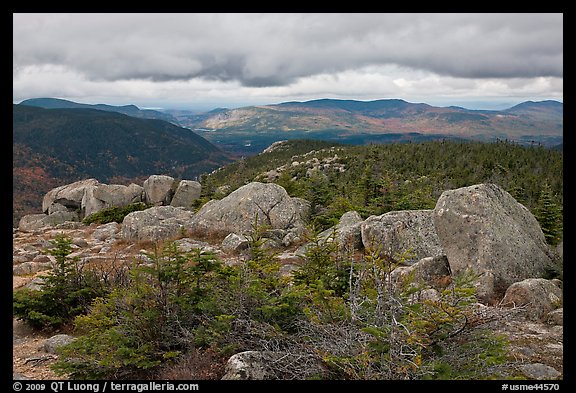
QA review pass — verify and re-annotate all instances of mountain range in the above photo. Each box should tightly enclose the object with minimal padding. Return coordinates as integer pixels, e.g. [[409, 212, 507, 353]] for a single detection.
[[13, 104, 232, 225], [20, 97, 179, 124], [175, 98, 563, 153]]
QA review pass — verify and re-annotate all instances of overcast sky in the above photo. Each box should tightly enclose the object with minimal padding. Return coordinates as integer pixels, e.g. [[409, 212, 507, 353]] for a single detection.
[[13, 13, 563, 111]]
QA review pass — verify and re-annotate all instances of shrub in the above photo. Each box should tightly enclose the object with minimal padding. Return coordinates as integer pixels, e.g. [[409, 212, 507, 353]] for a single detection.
[[155, 348, 227, 380], [292, 226, 351, 298], [13, 234, 108, 329], [52, 242, 225, 379], [313, 249, 510, 380], [82, 202, 150, 225], [51, 231, 510, 380]]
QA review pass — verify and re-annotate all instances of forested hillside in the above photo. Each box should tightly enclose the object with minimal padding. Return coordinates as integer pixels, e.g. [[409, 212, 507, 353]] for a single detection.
[[13, 104, 232, 225], [202, 139, 563, 244]]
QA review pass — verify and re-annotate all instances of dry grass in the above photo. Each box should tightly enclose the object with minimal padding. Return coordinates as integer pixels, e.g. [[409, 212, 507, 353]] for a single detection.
[[156, 348, 227, 380], [186, 226, 230, 245]]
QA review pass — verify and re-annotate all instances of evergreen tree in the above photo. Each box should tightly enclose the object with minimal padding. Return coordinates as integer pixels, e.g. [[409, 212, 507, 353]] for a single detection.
[[535, 183, 563, 246]]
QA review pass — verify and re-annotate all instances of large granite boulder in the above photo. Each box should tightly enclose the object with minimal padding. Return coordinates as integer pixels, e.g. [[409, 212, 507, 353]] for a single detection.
[[361, 210, 443, 264], [42, 178, 99, 214], [82, 183, 144, 218], [188, 182, 310, 244], [170, 180, 201, 209], [143, 175, 176, 206], [42, 178, 144, 220], [433, 183, 555, 304], [121, 206, 193, 241]]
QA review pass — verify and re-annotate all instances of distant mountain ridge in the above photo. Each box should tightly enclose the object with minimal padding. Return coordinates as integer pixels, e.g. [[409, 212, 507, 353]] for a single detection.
[[19, 97, 179, 124], [13, 104, 232, 225], [176, 98, 563, 153]]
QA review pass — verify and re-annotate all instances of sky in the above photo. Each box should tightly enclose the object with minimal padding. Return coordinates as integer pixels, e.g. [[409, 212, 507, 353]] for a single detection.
[[13, 13, 563, 112]]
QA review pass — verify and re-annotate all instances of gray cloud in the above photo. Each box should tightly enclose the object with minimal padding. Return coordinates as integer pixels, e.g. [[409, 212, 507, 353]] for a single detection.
[[13, 13, 563, 88]]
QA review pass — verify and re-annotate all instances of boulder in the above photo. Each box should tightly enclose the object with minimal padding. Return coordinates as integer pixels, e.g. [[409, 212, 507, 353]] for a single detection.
[[519, 363, 561, 380], [18, 214, 48, 232], [546, 308, 563, 326], [42, 178, 99, 214], [433, 183, 556, 304], [43, 334, 75, 354], [189, 182, 310, 242], [121, 206, 193, 242], [501, 278, 562, 321], [72, 237, 88, 248], [221, 351, 275, 380], [390, 255, 452, 290], [83, 183, 143, 217], [143, 175, 175, 205], [18, 211, 79, 232], [221, 233, 250, 253], [277, 252, 304, 265], [25, 277, 46, 291], [172, 238, 220, 255], [221, 350, 325, 380], [13, 261, 53, 276], [47, 202, 68, 215], [361, 210, 443, 264], [91, 222, 120, 242], [170, 180, 201, 209], [319, 211, 364, 250]]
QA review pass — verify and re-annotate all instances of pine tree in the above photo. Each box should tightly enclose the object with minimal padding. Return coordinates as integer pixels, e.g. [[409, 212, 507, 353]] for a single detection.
[[535, 183, 563, 246]]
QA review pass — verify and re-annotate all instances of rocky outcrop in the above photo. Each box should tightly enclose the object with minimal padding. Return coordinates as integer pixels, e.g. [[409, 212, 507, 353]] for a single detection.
[[121, 206, 193, 241], [42, 179, 99, 214], [19, 176, 203, 232], [189, 182, 310, 245], [361, 210, 443, 264], [12, 177, 564, 380], [433, 183, 555, 304], [17, 179, 561, 308], [18, 211, 79, 231]]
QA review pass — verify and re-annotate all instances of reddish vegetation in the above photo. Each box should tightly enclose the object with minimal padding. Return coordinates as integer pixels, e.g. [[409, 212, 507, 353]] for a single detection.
[[13, 145, 66, 223]]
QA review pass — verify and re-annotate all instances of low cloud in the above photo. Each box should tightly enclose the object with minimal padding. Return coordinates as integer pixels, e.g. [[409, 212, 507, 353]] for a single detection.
[[13, 13, 563, 88]]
